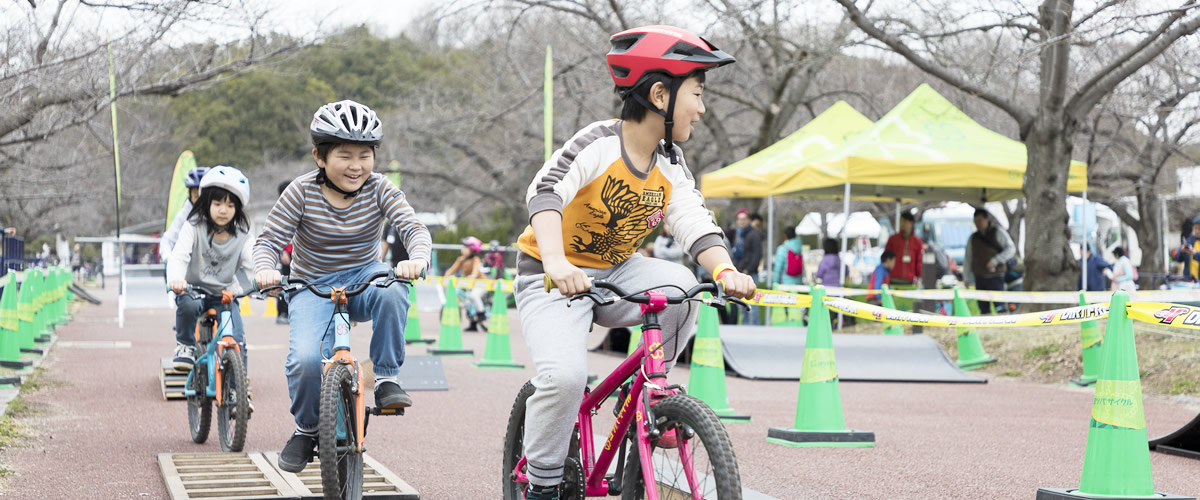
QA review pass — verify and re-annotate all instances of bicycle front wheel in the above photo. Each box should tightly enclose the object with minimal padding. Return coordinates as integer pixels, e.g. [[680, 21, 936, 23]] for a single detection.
[[622, 395, 742, 500], [318, 364, 363, 500], [501, 381, 584, 500], [216, 349, 249, 452], [187, 362, 211, 444]]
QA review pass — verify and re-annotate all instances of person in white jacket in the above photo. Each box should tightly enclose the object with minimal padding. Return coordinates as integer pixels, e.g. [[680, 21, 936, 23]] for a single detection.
[[166, 166, 254, 371]]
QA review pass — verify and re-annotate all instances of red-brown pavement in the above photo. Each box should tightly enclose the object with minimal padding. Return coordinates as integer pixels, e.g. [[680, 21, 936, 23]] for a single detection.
[[2, 282, 1198, 499]]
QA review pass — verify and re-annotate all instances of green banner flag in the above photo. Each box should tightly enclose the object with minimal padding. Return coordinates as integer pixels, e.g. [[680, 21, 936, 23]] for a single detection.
[[165, 151, 197, 233], [544, 46, 553, 162]]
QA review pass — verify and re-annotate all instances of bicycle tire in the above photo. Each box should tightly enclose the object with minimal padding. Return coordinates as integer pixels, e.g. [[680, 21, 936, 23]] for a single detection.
[[501, 380, 584, 500], [318, 364, 363, 500], [216, 349, 249, 452], [621, 394, 741, 500], [187, 362, 212, 444]]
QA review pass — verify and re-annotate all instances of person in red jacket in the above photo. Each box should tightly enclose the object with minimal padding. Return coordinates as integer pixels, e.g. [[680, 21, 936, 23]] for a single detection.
[[884, 211, 923, 285]]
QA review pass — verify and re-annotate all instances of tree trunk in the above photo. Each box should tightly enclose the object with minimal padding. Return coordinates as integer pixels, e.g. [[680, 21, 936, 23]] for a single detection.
[[1134, 186, 1163, 282], [1022, 119, 1080, 291]]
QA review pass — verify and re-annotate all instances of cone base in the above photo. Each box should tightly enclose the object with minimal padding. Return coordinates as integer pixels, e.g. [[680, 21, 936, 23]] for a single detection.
[[0, 376, 20, 386], [405, 339, 436, 345], [715, 413, 752, 423], [767, 427, 875, 447], [473, 360, 525, 370], [1036, 488, 1193, 500], [19, 348, 43, 355], [1069, 375, 1099, 387], [35, 335, 50, 344], [0, 359, 33, 369], [427, 349, 474, 357], [957, 356, 998, 371]]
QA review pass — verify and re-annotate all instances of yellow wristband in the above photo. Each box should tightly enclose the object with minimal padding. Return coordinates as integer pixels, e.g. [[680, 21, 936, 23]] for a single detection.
[[712, 264, 736, 281]]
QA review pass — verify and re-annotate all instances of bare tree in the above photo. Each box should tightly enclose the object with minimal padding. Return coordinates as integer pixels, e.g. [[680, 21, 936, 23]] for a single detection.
[[0, 0, 310, 236], [1083, 45, 1200, 279], [833, 0, 1200, 291]]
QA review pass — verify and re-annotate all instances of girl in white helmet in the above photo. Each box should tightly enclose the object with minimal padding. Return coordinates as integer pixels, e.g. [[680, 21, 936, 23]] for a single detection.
[[166, 166, 254, 373]]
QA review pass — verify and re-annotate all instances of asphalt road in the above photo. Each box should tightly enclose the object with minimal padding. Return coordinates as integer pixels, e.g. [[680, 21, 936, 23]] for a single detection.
[[1, 283, 1198, 499]]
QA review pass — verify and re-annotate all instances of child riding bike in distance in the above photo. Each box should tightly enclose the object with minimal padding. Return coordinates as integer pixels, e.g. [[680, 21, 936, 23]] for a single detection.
[[253, 100, 431, 474], [167, 166, 253, 374], [513, 25, 756, 500], [444, 236, 489, 331]]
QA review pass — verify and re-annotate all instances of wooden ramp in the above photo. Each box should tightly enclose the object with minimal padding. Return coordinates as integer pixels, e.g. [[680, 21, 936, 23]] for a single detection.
[[161, 357, 188, 400], [263, 451, 420, 499], [157, 452, 298, 499], [160, 357, 253, 401]]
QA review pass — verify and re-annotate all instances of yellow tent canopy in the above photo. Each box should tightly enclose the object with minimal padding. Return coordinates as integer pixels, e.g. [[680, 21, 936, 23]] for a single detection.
[[772, 84, 1087, 202], [700, 101, 874, 198]]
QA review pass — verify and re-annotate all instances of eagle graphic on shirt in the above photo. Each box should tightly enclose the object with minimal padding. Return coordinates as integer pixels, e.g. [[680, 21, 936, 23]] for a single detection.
[[570, 176, 660, 265]]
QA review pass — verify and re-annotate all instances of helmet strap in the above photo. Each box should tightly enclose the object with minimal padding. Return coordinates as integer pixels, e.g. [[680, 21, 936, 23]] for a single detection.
[[626, 78, 683, 165], [315, 168, 364, 199]]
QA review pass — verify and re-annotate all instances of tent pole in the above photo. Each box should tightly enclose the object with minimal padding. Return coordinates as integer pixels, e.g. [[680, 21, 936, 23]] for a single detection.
[[1081, 191, 1088, 293], [766, 194, 774, 326], [839, 182, 850, 329]]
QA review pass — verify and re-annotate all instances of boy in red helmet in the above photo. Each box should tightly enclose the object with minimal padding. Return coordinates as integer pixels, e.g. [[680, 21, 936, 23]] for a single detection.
[[512, 25, 756, 499]]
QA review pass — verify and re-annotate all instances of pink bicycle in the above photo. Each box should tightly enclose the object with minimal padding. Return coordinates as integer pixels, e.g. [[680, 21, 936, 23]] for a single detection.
[[502, 278, 748, 499]]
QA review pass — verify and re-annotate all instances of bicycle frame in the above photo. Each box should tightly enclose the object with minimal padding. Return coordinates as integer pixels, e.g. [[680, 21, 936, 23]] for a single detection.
[[512, 290, 701, 500], [184, 290, 243, 406], [323, 287, 368, 454]]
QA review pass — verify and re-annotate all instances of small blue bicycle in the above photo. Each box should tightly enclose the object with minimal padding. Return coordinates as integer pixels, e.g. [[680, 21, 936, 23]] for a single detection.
[[183, 285, 257, 452]]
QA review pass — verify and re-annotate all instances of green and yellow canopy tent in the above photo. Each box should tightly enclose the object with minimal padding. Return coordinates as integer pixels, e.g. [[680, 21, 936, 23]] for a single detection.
[[700, 84, 1088, 287]]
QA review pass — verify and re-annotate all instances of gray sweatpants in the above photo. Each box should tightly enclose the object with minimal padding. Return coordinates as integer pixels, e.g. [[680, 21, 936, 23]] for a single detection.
[[514, 254, 700, 487]]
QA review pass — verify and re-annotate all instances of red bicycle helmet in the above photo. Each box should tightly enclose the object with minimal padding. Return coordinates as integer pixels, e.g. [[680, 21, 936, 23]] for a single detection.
[[607, 25, 735, 88], [606, 25, 735, 164]]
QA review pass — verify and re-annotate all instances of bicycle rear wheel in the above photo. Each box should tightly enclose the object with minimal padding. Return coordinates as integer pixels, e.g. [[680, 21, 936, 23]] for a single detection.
[[187, 362, 211, 444], [501, 381, 584, 500], [318, 364, 363, 500], [216, 349, 249, 452], [622, 395, 741, 500]]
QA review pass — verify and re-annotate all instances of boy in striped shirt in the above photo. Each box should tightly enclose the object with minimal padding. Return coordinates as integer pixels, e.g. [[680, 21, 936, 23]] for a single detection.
[[254, 100, 431, 473]]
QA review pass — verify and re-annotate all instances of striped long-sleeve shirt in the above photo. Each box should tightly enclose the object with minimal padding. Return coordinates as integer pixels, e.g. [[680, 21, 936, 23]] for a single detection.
[[253, 170, 432, 280]]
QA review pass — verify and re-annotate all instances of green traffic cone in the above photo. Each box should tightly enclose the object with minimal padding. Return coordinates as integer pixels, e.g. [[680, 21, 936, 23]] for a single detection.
[[34, 270, 51, 342], [1036, 292, 1193, 500], [428, 278, 472, 356], [880, 285, 904, 335], [688, 293, 749, 422], [627, 325, 643, 356], [768, 286, 874, 447], [1070, 292, 1103, 387], [0, 274, 30, 369], [404, 283, 434, 345], [952, 288, 996, 370], [17, 274, 41, 356], [474, 284, 523, 369]]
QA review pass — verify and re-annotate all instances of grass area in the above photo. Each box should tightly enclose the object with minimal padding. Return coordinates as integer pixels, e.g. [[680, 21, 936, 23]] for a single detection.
[[0, 366, 55, 450], [838, 318, 1200, 398]]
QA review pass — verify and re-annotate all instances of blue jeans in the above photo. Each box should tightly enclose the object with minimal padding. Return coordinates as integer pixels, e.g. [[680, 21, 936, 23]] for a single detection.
[[175, 294, 245, 347], [285, 261, 410, 430]]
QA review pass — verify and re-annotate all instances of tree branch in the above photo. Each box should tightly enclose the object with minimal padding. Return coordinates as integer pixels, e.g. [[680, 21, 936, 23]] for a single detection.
[[831, 0, 1032, 126]]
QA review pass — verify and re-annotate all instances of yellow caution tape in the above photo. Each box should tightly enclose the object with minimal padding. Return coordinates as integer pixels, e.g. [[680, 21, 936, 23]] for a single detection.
[[424, 276, 513, 293], [776, 284, 1200, 305], [745, 289, 813, 308], [1124, 302, 1200, 331], [822, 298, 1111, 328]]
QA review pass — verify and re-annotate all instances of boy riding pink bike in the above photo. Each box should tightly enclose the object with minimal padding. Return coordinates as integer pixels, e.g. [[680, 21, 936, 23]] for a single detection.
[[509, 25, 755, 500]]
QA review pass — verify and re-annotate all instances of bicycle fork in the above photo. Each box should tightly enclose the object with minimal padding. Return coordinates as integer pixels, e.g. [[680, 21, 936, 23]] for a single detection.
[[323, 291, 368, 454]]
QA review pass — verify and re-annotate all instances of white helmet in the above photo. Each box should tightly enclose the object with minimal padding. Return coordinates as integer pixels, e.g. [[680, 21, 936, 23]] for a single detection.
[[200, 166, 250, 208], [310, 100, 383, 146]]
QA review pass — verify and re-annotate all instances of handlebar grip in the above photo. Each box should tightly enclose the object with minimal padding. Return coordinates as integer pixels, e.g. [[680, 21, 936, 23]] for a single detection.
[[543, 274, 556, 292]]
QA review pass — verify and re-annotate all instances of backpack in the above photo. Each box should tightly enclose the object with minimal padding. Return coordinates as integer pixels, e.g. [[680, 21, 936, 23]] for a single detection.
[[785, 248, 804, 276]]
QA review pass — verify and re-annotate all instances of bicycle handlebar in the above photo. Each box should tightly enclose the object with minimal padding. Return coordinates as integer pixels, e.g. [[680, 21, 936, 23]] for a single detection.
[[544, 275, 749, 310], [182, 284, 262, 302], [277, 269, 421, 299]]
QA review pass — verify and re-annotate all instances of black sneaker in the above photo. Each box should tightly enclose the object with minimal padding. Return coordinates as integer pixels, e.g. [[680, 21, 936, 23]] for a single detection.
[[524, 483, 560, 500], [374, 381, 413, 409], [277, 432, 317, 473]]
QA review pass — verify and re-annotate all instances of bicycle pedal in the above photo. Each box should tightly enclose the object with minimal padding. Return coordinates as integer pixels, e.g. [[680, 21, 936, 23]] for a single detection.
[[368, 406, 405, 416]]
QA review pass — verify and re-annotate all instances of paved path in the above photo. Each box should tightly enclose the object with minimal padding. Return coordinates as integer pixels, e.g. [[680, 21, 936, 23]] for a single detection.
[[1, 283, 1198, 498]]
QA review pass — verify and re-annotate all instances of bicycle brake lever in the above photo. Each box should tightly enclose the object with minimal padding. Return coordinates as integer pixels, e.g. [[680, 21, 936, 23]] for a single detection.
[[729, 297, 751, 311]]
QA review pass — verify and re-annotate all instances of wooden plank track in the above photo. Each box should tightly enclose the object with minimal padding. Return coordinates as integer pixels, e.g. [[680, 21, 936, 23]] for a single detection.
[[158, 452, 300, 500], [160, 357, 253, 401], [262, 451, 420, 499]]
